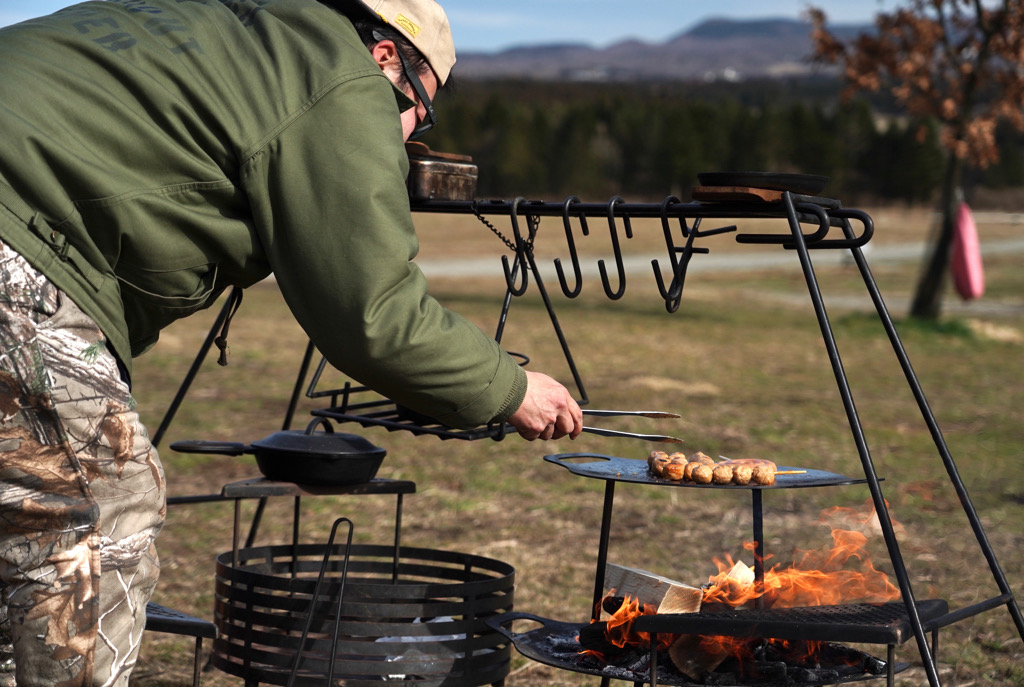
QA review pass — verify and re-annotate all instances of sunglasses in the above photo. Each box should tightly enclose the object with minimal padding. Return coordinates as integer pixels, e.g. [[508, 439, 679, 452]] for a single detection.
[[374, 31, 436, 139]]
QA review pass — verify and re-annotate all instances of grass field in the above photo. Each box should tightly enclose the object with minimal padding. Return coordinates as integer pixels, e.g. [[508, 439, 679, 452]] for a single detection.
[[129, 204, 1024, 686]]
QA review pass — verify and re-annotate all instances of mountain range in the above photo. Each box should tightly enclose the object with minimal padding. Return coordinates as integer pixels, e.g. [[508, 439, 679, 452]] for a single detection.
[[454, 17, 872, 82]]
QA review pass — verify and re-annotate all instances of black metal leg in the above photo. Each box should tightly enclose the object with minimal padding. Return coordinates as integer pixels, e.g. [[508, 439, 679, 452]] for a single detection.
[[845, 217, 1024, 647], [752, 489, 765, 610], [243, 497, 266, 548], [595, 481, 616, 687], [192, 637, 204, 687], [648, 633, 659, 686], [783, 193, 941, 686], [592, 481, 616, 620], [393, 493, 404, 582], [232, 499, 241, 569]]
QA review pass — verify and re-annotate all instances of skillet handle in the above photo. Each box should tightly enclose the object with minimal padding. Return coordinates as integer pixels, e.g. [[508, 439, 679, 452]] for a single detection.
[[169, 440, 249, 456], [304, 416, 334, 435]]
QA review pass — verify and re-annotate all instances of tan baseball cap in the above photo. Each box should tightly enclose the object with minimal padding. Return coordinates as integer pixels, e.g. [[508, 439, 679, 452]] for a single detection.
[[356, 0, 456, 85]]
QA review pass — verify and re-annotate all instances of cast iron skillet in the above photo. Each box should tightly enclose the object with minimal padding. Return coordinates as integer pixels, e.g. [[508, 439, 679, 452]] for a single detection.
[[170, 418, 386, 486], [697, 171, 830, 195]]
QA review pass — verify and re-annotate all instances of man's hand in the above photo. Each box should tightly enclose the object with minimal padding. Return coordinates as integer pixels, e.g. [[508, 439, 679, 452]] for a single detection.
[[507, 371, 583, 441]]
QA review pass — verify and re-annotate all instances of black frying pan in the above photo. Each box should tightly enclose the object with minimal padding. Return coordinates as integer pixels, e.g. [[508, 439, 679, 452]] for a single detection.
[[170, 418, 386, 485]]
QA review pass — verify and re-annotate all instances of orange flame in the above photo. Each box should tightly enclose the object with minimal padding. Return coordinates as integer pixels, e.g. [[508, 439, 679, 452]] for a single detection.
[[605, 594, 674, 651], [590, 502, 902, 668], [703, 501, 902, 609]]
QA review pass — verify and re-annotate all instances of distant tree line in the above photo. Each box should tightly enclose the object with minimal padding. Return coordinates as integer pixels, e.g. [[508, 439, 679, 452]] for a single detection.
[[425, 79, 1024, 204]]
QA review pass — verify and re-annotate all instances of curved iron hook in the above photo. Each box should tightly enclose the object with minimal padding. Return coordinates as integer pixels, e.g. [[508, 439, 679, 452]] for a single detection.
[[597, 196, 629, 300], [653, 196, 684, 300], [500, 196, 530, 296], [554, 196, 588, 298]]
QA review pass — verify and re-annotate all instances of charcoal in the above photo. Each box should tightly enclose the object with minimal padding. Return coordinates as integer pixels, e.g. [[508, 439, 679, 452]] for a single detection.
[[577, 622, 635, 661], [754, 661, 789, 682], [600, 664, 646, 681], [860, 654, 888, 675], [602, 595, 626, 615], [623, 652, 650, 674], [542, 635, 581, 654], [792, 666, 840, 683], [551, 651, 585, 663], [703, 671, 739, 685], [577, 622, 609, 649]]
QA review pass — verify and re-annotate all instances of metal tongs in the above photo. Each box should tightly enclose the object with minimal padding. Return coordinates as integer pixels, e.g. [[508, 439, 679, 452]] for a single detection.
[[580, 409, 683, 443]]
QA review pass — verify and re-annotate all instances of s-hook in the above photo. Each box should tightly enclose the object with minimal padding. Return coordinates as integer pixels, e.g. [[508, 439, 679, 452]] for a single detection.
[[598, 196, 632, 300], [652, 196, 693, 312], [554, 195, 588, 298], [500, 197, 533, 296]]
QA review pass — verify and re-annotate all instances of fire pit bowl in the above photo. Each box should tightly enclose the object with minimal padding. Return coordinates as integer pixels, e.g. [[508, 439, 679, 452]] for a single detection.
[[487, 611, 911, 686], [213, 543, 514, 686]]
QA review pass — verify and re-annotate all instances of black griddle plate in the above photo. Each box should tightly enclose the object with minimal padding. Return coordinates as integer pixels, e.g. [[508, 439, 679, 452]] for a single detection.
[[544, 453, 867, 489]]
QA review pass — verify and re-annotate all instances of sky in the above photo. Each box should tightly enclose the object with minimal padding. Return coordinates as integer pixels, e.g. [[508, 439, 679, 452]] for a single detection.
[[0, 1, 888, 52]]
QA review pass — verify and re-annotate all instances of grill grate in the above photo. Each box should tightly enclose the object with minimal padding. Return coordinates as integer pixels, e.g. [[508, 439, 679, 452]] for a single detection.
[[634, 599, 950, 645]]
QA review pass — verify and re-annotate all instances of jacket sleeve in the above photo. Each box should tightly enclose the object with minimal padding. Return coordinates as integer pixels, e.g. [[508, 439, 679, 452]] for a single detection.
[[239, 71, 526, 429]]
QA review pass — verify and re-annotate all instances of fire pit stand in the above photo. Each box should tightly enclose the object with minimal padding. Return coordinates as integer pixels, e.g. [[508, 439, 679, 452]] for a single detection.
[[154, 188, 1023, 686], [389, 192, 1022, 686], [532, 454, 948, 686]]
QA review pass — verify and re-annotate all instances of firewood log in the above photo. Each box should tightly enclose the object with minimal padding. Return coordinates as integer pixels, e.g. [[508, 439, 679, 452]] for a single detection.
[[604, 563, 703, 615], [668, 634, 732, 680]]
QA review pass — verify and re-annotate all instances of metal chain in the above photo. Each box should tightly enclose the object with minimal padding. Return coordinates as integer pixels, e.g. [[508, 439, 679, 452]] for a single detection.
[[472, 203, 539, 253]]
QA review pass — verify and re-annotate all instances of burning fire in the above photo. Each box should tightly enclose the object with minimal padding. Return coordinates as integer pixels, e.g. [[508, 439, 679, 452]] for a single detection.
[[602, 596, 675, 653], [707, 501, 901, 609], [585, 501, 902, 667]]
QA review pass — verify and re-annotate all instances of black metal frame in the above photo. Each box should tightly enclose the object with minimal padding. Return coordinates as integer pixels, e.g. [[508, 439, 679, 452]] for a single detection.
[[155, 192, 1023, 686], [401, 194, 1023, 686]]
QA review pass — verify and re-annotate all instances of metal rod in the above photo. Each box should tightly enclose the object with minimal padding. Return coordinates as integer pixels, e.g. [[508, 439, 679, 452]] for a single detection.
[[782, 192, 940, 687], [844, 213, 1024, 644], [752, 489, 765, 611], [152, 288, 240, 448], [291, 496, 301, 579], [242, 499, 265, 549], [413, 197, 842, 221], [286, 517, 354, 687], [592, 480, 616, 621], [282, 340, 316, 431], [232, 499, 241, 569], [648, 633, 658, 687], [393, 493, 404, 583], [524, 239, 590, 406]]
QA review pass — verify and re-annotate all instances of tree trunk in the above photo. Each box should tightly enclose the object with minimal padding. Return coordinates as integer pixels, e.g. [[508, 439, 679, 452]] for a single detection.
[[909, 150, 963, 319]]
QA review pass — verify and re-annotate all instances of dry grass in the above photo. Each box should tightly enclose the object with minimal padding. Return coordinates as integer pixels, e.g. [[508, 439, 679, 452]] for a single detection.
[[130, 205, 1024, 686]]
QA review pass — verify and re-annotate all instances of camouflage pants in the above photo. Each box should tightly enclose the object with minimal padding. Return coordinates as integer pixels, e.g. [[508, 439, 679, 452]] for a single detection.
[[0, 240, 165, 686]]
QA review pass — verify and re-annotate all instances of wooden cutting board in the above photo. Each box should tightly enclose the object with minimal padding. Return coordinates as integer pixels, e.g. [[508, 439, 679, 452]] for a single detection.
[[691, 185, 784, 203]]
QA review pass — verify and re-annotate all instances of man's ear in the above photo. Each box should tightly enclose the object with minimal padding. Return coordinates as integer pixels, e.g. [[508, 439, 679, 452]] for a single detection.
[[370, 39, 398, 69]]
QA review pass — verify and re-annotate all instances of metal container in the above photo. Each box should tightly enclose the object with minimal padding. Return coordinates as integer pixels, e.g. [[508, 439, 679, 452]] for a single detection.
[[406, 143, 478, 202], [212, 543, 514, 686]]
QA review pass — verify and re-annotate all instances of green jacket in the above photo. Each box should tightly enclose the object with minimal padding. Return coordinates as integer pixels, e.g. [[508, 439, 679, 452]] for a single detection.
[[0, 0, 526, 429]]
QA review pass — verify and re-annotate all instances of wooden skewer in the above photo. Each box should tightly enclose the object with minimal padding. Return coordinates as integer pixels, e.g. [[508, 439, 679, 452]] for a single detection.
[[775, 470, 807, 475]]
